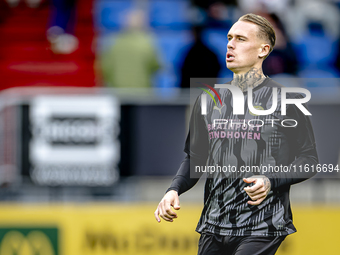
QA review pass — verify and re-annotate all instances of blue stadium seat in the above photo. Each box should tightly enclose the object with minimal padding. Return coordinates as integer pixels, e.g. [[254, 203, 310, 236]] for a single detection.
[[298, 66, 340, 80], [149, 0, 191, 29], [94, 0, 133, 31], [295, 35, 337, 66], [154, 30, 192, 87], [293, 22, 338, 67], [155, 30, 192, 65]]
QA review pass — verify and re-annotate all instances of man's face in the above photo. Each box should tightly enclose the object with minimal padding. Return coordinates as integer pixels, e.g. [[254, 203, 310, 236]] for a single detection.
[[226, 21, 266, 74]]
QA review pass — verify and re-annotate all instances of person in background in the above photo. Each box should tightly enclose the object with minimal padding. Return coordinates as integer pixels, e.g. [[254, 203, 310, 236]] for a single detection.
[[179, 25, 221, 88], [100, 9, 160, 88], [261, 13, 298, 76], [46, 0, 79, 54]]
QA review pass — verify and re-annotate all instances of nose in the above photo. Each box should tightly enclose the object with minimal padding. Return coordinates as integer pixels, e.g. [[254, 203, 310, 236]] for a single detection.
[[227, 39, 234, 49]]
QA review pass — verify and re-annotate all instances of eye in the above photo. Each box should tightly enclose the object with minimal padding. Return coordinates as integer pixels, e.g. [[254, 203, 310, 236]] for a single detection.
[[238, 37, 245, 41]]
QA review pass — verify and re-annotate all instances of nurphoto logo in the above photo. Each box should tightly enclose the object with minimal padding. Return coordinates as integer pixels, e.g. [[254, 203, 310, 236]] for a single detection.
[[200, 84, 311, 116]]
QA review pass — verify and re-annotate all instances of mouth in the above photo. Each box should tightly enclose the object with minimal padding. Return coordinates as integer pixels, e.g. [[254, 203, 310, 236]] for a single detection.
[[226, 52, 235, 62]]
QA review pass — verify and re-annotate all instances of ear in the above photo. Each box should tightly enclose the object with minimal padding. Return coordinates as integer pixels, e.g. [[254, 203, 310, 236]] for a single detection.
[[258, 44, 271, 59]]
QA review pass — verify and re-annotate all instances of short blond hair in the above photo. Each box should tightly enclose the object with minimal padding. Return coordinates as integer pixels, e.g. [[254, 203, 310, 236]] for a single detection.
[[239, 13, 276, 57]]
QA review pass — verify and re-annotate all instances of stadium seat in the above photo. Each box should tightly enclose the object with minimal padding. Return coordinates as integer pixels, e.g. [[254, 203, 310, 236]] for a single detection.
[[155, 30, 192, 65], [292, 22, 338, 67], [298, 66, 340, 82], [149, 0, 191, 29], [94, 0, 133, 31], [154, 30, 192, 87]]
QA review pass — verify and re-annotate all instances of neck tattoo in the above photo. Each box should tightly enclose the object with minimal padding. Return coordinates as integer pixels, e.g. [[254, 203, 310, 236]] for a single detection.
[[231, 68, 266, 92]]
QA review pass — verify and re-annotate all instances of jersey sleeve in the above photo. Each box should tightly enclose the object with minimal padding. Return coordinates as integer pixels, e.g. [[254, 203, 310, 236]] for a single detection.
[[268, 98, 319, 189], [166, 95, 209, 195]]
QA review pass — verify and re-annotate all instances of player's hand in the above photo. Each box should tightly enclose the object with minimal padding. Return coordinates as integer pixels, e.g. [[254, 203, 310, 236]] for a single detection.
[[154, 190, 180, 223], [243, 175, 271, 206]]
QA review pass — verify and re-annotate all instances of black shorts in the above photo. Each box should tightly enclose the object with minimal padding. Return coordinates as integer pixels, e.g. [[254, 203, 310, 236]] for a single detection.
[[197, 232, 286, 255]]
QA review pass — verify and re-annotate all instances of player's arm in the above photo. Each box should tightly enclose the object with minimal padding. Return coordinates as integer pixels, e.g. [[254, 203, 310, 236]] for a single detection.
[[243, 147, 318, 205], [268, 148, 318, 189], [154, 94, 209, 222], [267, 101, 319, 189], [243, 99, 318, 205], [154, 155, 202, 222]]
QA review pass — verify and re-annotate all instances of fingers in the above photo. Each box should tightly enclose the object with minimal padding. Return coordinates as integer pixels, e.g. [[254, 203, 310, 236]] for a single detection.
[[159, 206, 175, 222], [154, 208, 161, 222], [243, 178, 262, 194], [247, 195, 266, 205], [243, 177, 256, 184], [244, 182, 261, 194], [154, 191, 180, 223], [244, 183, 267, 202], [155, 203, 175, 222], [173, 195, 181, 210], [244, 183, 266, 196], [243, 177, 268, 206], [246, 192, 267, 201], [243, 177, 269, 194], [161, 199, 178, 218]]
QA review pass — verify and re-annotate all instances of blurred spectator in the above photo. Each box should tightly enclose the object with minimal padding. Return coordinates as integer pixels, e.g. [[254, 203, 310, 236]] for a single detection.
[[330, 22, 340, 75], [179, 26, 221, 88], [237, 0, 291, 15], [46, 0, 79, 54], [190, 0, 238, 27], [261, 13, 298, 76], [285, 0, 340, 39], [100, 10, 160, 88], [191, 0, 237, 9]]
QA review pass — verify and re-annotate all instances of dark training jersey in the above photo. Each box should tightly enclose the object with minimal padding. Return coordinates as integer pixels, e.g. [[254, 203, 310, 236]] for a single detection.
[[167, 77, 318, 237]]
